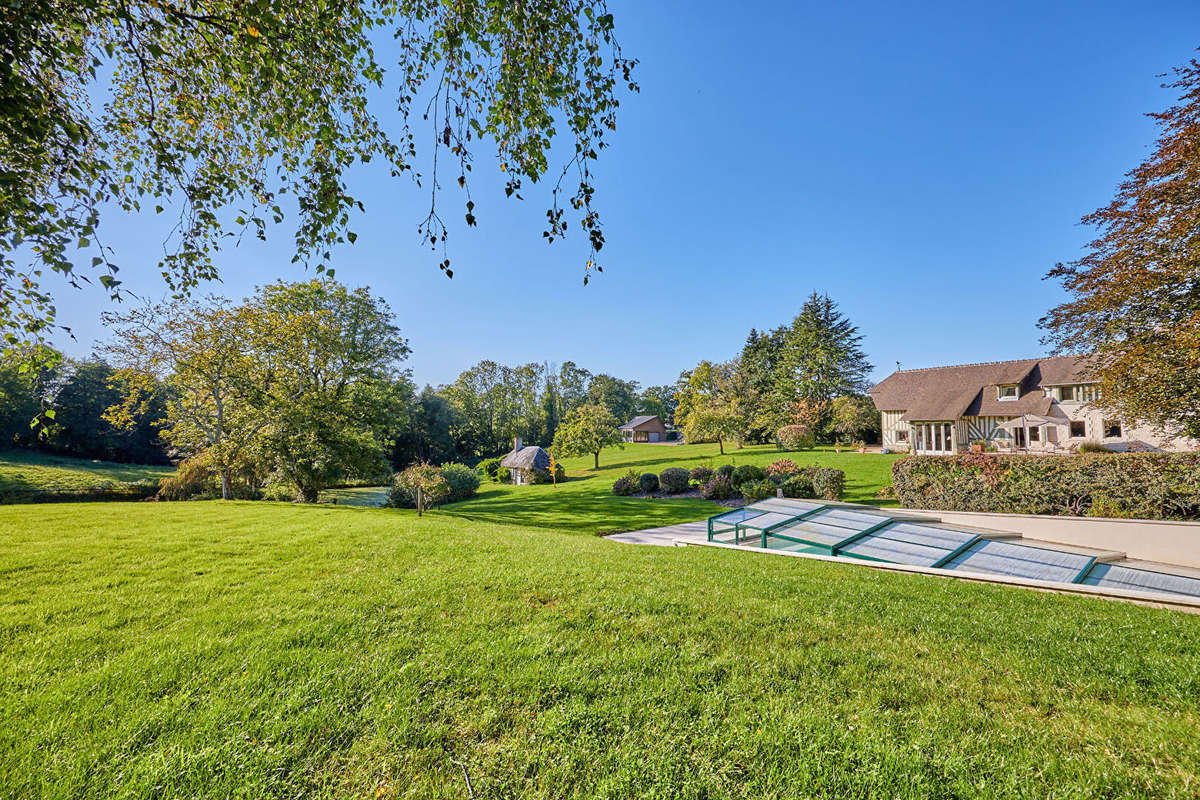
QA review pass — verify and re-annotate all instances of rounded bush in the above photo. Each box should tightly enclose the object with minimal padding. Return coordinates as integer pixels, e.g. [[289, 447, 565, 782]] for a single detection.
[[612, 471, 639, 496], [700, 475, 736, 500], [776, 425, 816, 451], [495, 466, 511, 483], [730, 464, 766, 490], [638, 472, 659, 493], [689, 466, 714, 485], [440, 463, 481, 502], [659, 467, 691, 494], [781, 471, 816, 499], [812, 467, 846, 501], [741, 479, 776, 502], [715, 464, 735, 480]]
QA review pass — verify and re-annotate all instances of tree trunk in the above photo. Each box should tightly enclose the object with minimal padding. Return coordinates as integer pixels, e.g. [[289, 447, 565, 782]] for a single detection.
[[220, 469, 232, 500], [298, 486, 319, 503], [593, 451, 599, 470], [416, 485, 423, 516], [718, 439, 724, 455]]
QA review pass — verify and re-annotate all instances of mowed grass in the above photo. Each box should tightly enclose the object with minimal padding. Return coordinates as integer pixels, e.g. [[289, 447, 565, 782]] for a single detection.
[[2, 501, 1199, 798], [0, 449, 172, 502], [443, 443, 901, 534]]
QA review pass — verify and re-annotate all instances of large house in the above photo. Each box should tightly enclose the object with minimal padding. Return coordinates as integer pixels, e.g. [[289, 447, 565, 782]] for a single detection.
[[869, 355, 1195, 454]]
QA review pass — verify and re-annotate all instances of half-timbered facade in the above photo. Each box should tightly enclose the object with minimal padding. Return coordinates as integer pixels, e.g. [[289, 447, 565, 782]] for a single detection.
[[869, 356, 1196, 454]]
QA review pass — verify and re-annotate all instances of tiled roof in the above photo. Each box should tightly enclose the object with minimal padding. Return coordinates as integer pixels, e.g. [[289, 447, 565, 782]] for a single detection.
[[871, 355, 1093, 421]]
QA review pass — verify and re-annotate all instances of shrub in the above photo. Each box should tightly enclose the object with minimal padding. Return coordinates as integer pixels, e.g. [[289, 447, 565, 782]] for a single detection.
[[528, 464, 566, 485], [659, 467, 691, 494], [495, 466, 511, 483], [612, 469, 639, 496], [440, 463, 481, 502], [776, 425, 816, 451], [689, 466, 714, 485], [1077, 441, 1111, 454], [157, 455, 212, 501], [741, 479, 776, 502], [700, 475, 736, 500], [875, 484, 897, 500], [477, 457, 503, 480], [781, 471, 816, 499], [715, 464, 735, 480], [730, 464, 766, 490], [812, 468, 846, 501], [387, 464, 449, 510], [766, 459, 800, 481], [890, 453, 1200, 520], [639, 472, 659, 493]]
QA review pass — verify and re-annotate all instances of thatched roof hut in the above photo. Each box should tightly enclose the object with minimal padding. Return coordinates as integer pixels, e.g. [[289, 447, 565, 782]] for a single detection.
[[500, 445, 552, 472], [499, 438, 560, 485]]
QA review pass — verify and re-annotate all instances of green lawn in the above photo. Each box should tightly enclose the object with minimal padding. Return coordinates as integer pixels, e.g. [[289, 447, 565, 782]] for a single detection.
[[0, 449, 172, 503], [442, 443, 901, 534], [2, 501, 1198, 798]]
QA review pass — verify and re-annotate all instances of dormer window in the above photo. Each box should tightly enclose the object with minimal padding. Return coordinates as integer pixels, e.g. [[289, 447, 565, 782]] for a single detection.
[[997, 385, 1018, 400]]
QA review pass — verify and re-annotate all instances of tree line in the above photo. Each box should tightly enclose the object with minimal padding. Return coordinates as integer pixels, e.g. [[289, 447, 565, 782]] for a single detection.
[[0, 280, 673, 498], [673, 292, 879, 453]]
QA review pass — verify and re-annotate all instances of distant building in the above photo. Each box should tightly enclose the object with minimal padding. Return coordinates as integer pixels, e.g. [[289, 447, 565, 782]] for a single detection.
[[869, 355, 1197, 454], [619, 415, 667, 443], [500, 438, 559, 485]]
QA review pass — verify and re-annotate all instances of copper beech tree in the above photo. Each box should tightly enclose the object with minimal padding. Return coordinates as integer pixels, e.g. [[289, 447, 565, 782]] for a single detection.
[[1042, 56, 1200, 438]]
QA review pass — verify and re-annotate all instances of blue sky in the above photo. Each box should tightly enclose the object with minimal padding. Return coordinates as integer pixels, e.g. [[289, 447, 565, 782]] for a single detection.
[[48, 0, 1200, 389]]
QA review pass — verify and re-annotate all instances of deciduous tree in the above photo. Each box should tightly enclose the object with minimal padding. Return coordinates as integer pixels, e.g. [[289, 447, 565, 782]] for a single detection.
[[2, 1, 637, 354], [551, 403, 622, 470], [1042, 57, 1200, 438]]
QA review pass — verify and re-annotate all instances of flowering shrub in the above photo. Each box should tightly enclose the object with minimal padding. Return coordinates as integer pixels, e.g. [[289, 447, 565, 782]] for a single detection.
[[689, 466, 714, 485], [700, 475, 736, 500], [766, 459, 800, 480]]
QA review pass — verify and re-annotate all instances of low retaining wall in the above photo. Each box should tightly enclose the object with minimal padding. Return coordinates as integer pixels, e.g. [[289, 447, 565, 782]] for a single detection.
[[894, 507, 1200, 569]]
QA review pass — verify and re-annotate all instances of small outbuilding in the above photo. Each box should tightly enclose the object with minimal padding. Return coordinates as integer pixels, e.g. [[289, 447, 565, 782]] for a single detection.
[[500, 438, 562, 485], [619, 415, 667, 443]]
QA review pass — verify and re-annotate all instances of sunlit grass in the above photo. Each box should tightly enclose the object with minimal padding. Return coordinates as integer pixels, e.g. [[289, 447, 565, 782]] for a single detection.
[[2, 501, 1198, 798]]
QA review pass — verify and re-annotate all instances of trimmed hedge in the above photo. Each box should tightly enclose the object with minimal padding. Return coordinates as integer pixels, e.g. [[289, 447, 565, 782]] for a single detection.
[[689, 466, 714, 485], [891, 453, 1200, 520], [638, 473, 659, 493], [812, 468, 846, 501], [730, 464, 766, 490], [659, 467, 691, 494]]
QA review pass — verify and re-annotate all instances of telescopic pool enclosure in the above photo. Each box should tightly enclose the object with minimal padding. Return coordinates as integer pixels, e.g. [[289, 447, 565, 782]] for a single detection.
[[706, 498, 1200, 601]]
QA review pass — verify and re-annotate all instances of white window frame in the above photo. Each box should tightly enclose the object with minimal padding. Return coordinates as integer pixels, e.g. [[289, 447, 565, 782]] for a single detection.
[[997, 385, 1018, 401]]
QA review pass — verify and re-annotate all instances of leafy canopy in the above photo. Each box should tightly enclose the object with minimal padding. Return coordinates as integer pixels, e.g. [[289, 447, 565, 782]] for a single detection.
[[1041, 57, 1200, 438], [1, 0, 636, 352], [550, 402, 621, 468]]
